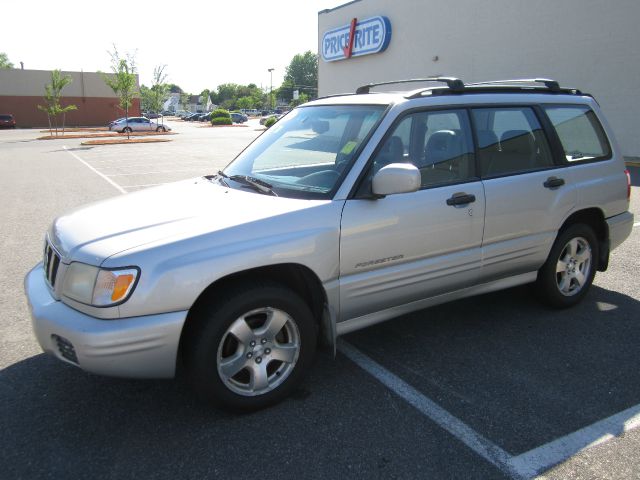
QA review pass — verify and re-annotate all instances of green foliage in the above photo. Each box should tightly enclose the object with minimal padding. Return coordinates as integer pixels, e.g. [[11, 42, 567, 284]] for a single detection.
[[180, 92, 191, 110], [265, 117, 277, 128], [101, 46, 138, 138], [211, 109, 231, 119], [168, 83, 183, 94], [37, 70, 77, 136], [290, 92, 310, 108], [211, 83, 266, 111], [211, 117, 233, 126], [200, 89, 210, 110], [0, 52, 13, 69], [280, 51, 318, 103], [149, 65, 169, 115], [211, 109, 232, 125]]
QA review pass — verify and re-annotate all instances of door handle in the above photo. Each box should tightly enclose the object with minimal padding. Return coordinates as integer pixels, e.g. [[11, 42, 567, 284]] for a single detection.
[[544, 177, 565, 189], [446, 192, 476, 206]]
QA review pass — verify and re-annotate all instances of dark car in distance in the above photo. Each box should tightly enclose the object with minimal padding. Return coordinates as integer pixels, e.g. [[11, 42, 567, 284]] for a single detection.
[[0, 114, 16, 128]]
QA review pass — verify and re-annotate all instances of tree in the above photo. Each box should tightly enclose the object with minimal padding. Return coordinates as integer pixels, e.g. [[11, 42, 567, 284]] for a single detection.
[[180, 92, 191, 111], [168, 83, 183, 94], [150, 65, 169, 122], [280, 51, 318, 103], [139, 85, 153, 112], [200, 89, 210, 112], [37, 70, 77, 136], [0, 52, 13, 69], [101, 46, 138, 139]]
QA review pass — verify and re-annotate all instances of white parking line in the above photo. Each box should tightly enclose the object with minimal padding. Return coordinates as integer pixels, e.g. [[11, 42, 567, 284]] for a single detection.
[[106, 168, 205, 177], [633, 222, 640, 227], [509, 404, 640, 477], [63, 146, 126, 194], [339, 339, 640, 479], [338, 340, 524, 479]]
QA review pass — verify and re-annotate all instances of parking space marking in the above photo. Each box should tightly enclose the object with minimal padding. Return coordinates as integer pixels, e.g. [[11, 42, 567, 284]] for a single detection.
[[634, 222, 639, 227], [508, 404, 640, 478], [106, 168, 206, 177], [340, 339, 640, 479], [63, 146, 126, 194], [338, 340, 524, 479]]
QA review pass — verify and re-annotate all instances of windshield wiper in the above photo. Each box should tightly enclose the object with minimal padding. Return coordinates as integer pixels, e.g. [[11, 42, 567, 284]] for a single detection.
[[228, 174, 278, 196]]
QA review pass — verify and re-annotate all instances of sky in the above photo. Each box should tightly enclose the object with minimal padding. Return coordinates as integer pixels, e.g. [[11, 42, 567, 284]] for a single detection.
[[3, 0, 346, 94]]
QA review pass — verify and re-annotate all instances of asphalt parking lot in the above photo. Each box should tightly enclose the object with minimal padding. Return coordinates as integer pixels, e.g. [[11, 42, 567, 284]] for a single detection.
[[1, 120, 639, 479]]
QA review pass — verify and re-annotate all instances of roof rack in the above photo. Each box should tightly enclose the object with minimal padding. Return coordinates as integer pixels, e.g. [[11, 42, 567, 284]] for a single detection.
[[465, 78, 561, 92], [355, 77, 464, 94]]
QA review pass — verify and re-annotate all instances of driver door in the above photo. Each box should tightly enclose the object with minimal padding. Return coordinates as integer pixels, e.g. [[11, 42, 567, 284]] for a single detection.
[[339, 108, 485, 321]]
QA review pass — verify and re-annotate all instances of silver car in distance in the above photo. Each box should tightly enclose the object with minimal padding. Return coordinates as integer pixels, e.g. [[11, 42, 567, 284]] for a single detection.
[[25, 78, 634, 411]]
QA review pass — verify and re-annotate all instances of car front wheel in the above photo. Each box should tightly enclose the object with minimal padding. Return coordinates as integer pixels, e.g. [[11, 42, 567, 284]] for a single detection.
[[536, 223, 598, 308], [156, 126, 166, 132], [185, 282, 317, 411]]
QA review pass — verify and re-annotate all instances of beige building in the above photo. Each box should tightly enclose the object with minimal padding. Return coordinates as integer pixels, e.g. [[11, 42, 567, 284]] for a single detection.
[[0, 69, 141, 127], [318, 0, 640, 158]]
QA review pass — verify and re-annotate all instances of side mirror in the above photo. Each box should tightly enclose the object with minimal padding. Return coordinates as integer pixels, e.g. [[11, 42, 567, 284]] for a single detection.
[[372, 163, 421, 197]]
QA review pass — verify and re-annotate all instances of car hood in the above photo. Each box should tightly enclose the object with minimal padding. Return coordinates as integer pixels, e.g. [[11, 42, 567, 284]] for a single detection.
[[49, 178, 329, 265]]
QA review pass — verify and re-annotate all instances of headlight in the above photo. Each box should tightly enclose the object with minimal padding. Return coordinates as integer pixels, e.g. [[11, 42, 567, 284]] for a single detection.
[[62, 263, 139, 307]]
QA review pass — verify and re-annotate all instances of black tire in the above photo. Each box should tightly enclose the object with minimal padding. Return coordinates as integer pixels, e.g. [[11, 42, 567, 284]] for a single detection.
[[122, 126, 132, 133], [184, 282, 317, 412], [536, 223, 598, 308], [156, 126, 166, 132]]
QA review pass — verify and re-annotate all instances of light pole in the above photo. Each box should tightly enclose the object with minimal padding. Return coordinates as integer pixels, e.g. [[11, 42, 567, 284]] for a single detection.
[[268, 68, 274, 111]]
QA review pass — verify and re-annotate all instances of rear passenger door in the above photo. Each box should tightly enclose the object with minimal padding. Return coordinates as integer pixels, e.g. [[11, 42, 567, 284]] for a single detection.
[[340, 109, 485, 321], [472, 106, 576, 282]]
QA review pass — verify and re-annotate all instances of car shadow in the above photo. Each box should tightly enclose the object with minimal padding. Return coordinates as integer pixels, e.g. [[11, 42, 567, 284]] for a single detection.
[[345, 283, 640, 455]]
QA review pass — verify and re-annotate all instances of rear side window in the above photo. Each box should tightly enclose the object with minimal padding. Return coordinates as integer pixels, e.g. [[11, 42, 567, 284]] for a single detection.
[[472, 107, 554, 177], [543, 105, 611, 162]]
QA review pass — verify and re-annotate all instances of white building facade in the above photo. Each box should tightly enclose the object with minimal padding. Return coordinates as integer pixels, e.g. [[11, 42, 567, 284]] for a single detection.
[[318, 0, 640, 158]]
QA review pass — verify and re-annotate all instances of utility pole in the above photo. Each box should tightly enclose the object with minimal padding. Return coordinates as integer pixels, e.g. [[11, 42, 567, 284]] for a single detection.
[[268, 68, 274, 111]]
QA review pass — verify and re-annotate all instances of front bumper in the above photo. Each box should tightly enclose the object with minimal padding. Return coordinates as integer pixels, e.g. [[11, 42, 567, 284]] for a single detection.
[[24, 264, 188, 379]]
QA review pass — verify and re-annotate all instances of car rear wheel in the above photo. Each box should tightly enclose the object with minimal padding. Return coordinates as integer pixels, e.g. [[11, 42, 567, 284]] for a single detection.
[[185, 282, 317, 411], [536, 223, 598, 308], [122, 127, 132, 133]]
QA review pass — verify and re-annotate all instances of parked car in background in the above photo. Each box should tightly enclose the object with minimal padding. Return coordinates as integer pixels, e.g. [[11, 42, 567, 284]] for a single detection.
[[230, 113, 248, 123], [108, 117, 170, 133], [259, 114, 281, 125], [146, 112, 162, 119], [0, 114, 16, 128]]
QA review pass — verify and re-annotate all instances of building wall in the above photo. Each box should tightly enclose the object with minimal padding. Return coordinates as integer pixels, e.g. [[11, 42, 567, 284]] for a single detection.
[[318, 0, 640, 157], [0, 69, 141, 127]]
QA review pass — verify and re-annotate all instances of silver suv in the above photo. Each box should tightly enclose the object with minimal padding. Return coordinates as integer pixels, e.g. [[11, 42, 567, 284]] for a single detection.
[[25, 78, 634, 411]]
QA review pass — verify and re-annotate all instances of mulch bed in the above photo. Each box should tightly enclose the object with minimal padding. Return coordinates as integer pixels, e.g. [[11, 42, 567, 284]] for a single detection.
[[37, 131, 175, 140], [81, 138, 173, 145], [197, 124, 249, 128], [39, 127, 109, 133]]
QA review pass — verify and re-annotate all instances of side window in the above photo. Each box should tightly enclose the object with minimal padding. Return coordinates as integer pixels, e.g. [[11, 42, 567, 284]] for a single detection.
[[543, 105, 611, 162], [370, 109, 476, 188], [472, 107, 554, 177]]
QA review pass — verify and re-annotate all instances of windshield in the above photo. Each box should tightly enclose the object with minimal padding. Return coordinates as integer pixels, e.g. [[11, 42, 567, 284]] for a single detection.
[[223, 104, 387, 199]]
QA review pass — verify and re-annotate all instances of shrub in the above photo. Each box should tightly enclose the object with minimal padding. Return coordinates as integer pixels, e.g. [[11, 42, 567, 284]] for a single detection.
[[211, 109, 232, 126], [211, 117, 233, 125], [211, 109, 231, 119], [265, 116, 277, 128]]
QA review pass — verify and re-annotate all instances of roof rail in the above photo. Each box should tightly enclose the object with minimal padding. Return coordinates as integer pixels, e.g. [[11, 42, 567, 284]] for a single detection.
[[465, 78, 561, 92], [355, 77, 464, 94]]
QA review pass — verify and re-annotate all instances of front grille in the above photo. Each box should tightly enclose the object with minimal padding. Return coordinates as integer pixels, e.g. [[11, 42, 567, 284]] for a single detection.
[[52, 335, 79, 364], [43, 240, 61, 288]]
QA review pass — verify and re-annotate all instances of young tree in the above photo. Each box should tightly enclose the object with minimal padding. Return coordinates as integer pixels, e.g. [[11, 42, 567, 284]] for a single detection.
[[0, 52, 13, 69], [180, 92, 191, 111], [37, 70, 77, 136], [150, 65, 169, 123], [200, 88, 210, 112], [101, 46, 138, 139]]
